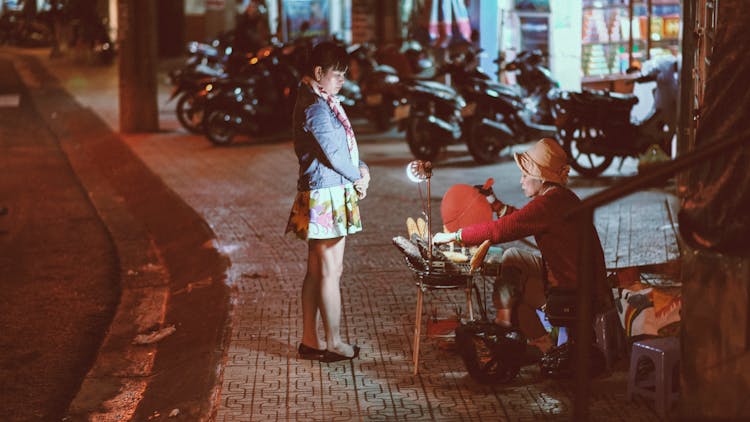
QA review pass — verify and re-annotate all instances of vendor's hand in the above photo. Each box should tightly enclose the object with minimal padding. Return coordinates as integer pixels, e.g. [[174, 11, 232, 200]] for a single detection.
[[433, 232, 457, 245], [473, 183, 494, 198], [473, 184, 507, 216], [473, 182, 502, 206]]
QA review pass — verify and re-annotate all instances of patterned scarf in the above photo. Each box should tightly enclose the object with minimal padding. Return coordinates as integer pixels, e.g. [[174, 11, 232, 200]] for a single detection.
[[303, 76, 359, 167]]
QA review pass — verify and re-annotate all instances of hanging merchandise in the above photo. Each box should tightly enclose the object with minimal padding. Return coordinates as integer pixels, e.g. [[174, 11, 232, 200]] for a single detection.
[[427, 0, 471, 47], [514, 0, 549, 12], [285, 0, 329, 42]]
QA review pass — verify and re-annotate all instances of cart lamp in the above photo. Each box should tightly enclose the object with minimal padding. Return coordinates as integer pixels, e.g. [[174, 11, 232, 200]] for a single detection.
[[406, 160, 432, 182], [406, 160, 434, 263]]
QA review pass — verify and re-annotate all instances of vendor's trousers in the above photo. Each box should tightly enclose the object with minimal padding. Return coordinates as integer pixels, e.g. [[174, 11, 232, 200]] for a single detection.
[[494, 247, 547, 339]]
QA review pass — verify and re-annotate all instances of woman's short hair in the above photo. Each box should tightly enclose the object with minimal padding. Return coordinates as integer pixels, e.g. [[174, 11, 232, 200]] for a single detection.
[[306, 41, 349, 77]]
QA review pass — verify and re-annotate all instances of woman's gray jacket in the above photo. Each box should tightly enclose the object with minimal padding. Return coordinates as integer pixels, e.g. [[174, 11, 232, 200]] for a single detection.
[[292, 83, 367, 191]]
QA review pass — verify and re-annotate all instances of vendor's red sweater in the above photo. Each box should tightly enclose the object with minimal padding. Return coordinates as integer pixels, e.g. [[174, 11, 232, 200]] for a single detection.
[[460, 186, 607, 298]]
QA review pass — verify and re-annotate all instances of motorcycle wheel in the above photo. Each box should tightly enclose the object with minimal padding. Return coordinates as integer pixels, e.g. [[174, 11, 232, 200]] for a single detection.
[[204, 110, 236, 145], [559, 123, 613, 178], [372, 106, 392, 132], [406, 117, 441, 162], [467, 120, 507, 164], [176, 92, 205, 134]]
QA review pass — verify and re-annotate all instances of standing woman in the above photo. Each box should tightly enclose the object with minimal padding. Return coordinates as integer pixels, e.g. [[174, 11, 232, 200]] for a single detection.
[[285, 42, 370, 362]]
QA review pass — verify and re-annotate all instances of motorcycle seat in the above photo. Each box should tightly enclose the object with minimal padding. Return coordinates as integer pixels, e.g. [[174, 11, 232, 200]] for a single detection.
[[580, 89, 638, 107], [373, 64, 398, 75], [477, 79, 523, 98], [409, 80, 458, 97]]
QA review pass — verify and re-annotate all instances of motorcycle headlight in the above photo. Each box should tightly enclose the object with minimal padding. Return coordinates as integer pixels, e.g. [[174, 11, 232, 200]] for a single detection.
[[487, 89, 499, 98], [384, 74, 400, 84]]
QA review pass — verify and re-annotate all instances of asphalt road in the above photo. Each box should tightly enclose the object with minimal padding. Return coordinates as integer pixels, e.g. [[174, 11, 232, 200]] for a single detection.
[[0, 57, 119, 421]]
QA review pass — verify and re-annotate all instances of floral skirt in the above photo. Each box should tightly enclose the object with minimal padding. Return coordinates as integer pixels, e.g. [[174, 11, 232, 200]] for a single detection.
[[285, 184, 362, 240]]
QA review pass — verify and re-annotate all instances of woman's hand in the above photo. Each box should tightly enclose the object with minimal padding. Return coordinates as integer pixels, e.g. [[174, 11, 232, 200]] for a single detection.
[[354, 167, 370, 199]]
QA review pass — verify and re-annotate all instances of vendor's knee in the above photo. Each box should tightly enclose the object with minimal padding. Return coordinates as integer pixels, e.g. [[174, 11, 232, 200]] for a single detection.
[[493, 283, 515, 309], [500, 247, 526, 266], [497, 252, 523, 294]]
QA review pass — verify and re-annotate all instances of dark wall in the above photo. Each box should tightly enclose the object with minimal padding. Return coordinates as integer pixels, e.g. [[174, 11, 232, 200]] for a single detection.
[[678, 0, 750, 419], [157, 0, 185, 58]]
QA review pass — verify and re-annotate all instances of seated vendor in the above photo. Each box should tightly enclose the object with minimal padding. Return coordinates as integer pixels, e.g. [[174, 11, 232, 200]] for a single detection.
[[433, 138, 612, 354]]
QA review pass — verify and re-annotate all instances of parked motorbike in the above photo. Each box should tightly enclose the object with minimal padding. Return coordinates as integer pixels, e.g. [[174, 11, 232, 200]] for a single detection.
[[0, 10, 53, 47], [347, 43, 404, 130], [553, 56, 679, 177], [201, 43, 299, 145], [396, 78, 466, 161], [167, 37, 234, 133], [172, 76, 231, 134], [502, 50, 559, 125], [443, 49, 557, 164]]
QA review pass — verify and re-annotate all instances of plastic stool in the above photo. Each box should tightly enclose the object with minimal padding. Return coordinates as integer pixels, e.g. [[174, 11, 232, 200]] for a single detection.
[[549, 308, 624, 367], [594, 307, 626, 369], [627, 336, 680, 417]]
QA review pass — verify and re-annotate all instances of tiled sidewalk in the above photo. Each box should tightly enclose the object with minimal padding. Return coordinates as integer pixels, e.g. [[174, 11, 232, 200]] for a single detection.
[[122, 132, 664, 421], [29, 49, 668, 421]]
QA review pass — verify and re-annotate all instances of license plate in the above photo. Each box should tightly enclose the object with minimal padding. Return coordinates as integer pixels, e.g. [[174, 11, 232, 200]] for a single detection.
[[394, 104, 410, 121], [366, 93, 383, 106], [461, 102, 476, 117]]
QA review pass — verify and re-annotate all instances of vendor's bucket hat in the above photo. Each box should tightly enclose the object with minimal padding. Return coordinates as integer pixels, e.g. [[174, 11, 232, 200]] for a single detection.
[[514, 138, 571, 185]]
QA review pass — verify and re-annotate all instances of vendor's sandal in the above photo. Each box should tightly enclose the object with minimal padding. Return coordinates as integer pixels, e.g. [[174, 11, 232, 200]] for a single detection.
[[321, 345, 360, 363], [298, 343, 326, 360]]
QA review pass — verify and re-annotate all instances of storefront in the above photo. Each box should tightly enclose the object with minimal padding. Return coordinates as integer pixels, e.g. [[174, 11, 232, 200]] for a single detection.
[[580, 0, 681, 92], [409, 0, 682, 92]]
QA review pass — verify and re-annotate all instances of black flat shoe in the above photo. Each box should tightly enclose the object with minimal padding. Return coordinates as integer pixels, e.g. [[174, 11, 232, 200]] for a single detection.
[[298, 343, 326, 360], [321, 345, 360, 363]]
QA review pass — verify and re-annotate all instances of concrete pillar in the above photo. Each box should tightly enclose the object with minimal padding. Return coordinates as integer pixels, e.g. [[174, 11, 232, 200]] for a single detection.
[[118, 0, 159, 133], [204, 1, 229, 40], [476, 0, 500, 80]]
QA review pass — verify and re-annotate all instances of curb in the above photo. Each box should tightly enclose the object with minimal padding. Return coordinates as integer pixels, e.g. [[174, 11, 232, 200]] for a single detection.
[[13, 53, 230, 421]]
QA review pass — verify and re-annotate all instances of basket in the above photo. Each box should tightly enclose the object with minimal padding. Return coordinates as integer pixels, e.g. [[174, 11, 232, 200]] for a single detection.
[[403, 257, 474, 289]]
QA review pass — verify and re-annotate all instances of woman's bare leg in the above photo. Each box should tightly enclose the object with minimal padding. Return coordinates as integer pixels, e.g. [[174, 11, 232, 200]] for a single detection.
[[311, 236, 355, 357], [302, 241, 325, 349]]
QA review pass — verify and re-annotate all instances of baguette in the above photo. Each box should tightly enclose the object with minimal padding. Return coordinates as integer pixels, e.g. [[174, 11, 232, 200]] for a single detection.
[[416, 217, 427, 240], [406, 217, 418, 238], [470, 240, 492, 273], [442, 251, 469, 263]]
